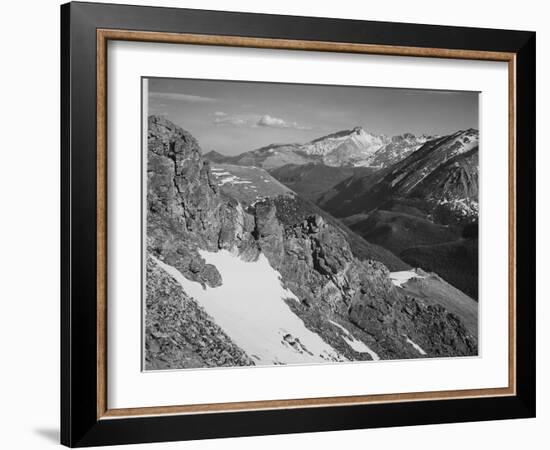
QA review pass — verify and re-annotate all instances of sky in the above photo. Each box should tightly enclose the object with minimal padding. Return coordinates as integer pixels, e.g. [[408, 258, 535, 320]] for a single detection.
[[147, 77, 479, 156]]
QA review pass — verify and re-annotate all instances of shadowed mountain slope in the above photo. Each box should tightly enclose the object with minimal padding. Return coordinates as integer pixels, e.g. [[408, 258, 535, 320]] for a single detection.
[[269, 163, 377, 202]]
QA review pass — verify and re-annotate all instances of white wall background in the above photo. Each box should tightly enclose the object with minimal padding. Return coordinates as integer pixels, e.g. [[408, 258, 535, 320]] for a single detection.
[[0, 0, 545, 449]]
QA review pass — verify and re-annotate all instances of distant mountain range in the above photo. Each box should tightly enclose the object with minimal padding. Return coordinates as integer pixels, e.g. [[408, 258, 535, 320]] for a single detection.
[[205, 127, 433, 169]]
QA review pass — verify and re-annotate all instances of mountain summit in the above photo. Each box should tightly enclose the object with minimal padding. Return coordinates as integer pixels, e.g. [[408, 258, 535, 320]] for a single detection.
[[300, 127, 388, 165]]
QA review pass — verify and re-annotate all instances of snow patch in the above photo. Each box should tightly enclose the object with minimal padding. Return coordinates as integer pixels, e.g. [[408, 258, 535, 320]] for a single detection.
[[217, 175, 252, 185], [154, 251, 344, 366], [329, 320, 380, 361], [212, 171, 254, 186], [389, 270, 424, 287], [390, 172, 407, 188], [438, 197, 478, 217], [406, 337, 427, 355]]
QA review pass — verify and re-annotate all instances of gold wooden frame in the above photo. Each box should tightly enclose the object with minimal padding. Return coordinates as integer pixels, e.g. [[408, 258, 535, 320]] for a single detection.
[[96, 29, 517, 420]]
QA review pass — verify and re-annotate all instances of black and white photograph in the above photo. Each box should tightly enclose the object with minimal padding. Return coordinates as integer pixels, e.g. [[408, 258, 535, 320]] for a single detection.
[[144, 77, 480, 370]]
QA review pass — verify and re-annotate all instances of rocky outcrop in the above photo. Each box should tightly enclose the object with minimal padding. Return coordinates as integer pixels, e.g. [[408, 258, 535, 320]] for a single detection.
[[147, 116, 259, 287], [147, 116, 220, 245]]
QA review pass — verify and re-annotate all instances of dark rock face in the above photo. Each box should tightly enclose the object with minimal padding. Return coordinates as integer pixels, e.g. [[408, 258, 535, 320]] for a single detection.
[[145, 115, 477, 368], [348, 293, 476, 358], [397, 297, 477, 356], [148, 115, 221, 247]]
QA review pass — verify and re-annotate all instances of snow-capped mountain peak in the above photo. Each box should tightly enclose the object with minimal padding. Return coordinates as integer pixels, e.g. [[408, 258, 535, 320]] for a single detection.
[[299, 127, 389, 167]]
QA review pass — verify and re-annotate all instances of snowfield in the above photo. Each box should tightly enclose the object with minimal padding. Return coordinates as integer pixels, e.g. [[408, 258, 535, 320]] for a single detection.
[[154, 250, 345, 366], [389, 270, 425, 287]]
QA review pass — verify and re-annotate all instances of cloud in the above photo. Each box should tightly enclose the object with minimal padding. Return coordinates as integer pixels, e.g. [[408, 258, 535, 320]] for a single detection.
[[213, 111, 227, 116], [149, 92, 217, 103], [257, 115, 288, 128], [257, 114, 310, 130], [213, 113, 311, 130], [213, 115, 255, 127]]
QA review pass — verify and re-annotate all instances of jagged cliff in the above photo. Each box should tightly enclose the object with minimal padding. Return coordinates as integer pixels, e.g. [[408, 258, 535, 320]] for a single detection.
[[145, 115, 477, 369]]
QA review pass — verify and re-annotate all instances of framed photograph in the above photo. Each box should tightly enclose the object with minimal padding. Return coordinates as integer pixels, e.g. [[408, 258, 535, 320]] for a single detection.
[[61, 1, 536, 447]]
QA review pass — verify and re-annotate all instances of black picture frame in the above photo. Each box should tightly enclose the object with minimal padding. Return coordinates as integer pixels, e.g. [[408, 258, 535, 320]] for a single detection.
[[61, 1, 536, 447]]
